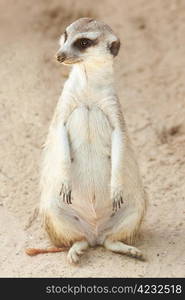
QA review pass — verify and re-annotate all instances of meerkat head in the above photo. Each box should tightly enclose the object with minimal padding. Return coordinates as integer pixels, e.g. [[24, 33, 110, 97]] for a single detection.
[[56, 18, 120, 65]]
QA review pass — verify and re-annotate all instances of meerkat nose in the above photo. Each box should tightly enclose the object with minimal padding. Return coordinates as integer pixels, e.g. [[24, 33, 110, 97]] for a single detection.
[[56, 51, 66, 63]]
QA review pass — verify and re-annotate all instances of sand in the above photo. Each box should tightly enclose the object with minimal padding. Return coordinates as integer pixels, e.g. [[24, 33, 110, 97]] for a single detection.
[[0, 0, 185, 277]]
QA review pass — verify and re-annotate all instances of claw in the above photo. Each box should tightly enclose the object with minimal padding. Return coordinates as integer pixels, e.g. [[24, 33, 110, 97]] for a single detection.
[[112, 191, 124, 212], [67, 193, 71, 204], [63, 193, 66, 203], [59, 183, 72, 204], [59, 184, 63, 196], [68, 190, 72, 204], [112, 200, 116, 212]]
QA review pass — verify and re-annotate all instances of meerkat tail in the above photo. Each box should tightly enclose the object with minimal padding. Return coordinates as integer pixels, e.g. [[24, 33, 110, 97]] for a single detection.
[[25, 247, 68, 256]]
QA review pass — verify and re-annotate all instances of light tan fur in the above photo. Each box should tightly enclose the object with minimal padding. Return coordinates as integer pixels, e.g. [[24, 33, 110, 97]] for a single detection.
[[40, 18, 147, 264]]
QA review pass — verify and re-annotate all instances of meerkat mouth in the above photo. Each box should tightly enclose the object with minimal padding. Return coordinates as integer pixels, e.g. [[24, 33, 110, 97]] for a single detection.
[[62, 58, 83, 65]]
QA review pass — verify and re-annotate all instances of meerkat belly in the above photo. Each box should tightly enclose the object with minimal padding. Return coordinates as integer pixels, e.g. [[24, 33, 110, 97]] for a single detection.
[[66, 105, 112, 228]]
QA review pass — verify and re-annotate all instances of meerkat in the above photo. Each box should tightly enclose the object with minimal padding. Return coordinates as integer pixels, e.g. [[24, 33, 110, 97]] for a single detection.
[[39, 18, 147, 264]]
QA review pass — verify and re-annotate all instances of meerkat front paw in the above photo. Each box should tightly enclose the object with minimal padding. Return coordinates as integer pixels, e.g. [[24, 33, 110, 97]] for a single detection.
[[59, 181, 72, 204], [111, 188, 124, 212]]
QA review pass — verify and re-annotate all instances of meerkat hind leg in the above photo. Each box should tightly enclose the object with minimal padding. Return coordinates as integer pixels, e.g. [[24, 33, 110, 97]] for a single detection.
[[67, 240, 89, 264], [104, 239, 145, 261]]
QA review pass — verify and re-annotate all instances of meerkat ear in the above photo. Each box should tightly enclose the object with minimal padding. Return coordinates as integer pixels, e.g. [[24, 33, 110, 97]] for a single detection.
[[109, 38, 121, 57]]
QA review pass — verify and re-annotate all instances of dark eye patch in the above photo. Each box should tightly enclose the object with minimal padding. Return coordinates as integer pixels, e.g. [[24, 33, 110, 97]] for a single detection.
[[73, 38, 98, 51]]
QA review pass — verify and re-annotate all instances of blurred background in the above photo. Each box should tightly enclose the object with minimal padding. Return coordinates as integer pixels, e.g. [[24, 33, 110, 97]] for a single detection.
[[0, 0, 184, 277]]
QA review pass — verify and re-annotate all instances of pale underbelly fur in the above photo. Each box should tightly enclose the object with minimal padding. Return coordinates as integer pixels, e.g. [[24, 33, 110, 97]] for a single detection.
[[66, 105, 113, 237]]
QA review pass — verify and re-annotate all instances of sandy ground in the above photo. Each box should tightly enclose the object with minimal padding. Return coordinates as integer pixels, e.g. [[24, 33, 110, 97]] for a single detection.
[[0, 0, 185, 277]]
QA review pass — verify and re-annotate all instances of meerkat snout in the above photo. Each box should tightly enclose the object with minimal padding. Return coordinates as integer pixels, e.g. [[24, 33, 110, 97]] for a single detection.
[[56, 17, 121, 65], [56, 51, 66, 63]]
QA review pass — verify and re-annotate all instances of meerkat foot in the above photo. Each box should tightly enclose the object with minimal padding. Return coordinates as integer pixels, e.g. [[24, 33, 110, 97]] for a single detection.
[[104, 240, 145, 261], [67, 240, 89, 264]]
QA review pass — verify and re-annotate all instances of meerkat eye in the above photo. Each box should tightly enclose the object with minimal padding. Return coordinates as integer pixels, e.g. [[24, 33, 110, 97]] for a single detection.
[[80, 38, 91, 47], [73, 38, 93, 50]]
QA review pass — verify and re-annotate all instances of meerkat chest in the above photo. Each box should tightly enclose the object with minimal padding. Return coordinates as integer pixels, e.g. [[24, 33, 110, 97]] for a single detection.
[[65, 104, 113, 224], [66, 104, 112, 155]]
